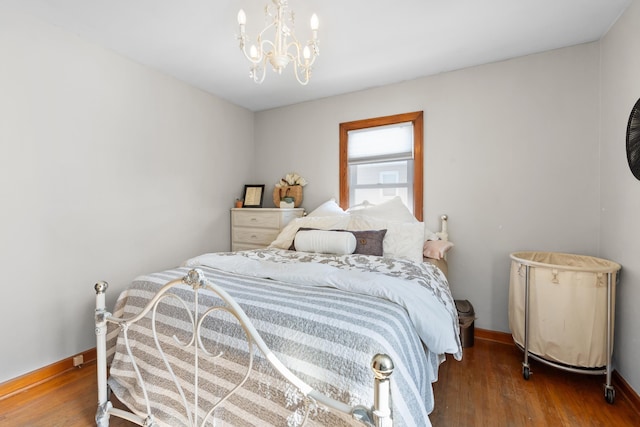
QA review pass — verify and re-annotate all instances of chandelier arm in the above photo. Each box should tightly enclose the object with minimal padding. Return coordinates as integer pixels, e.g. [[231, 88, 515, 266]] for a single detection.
[[309, 40, 320, 57], [260, 39, 276, 55], [251, 56, 268, 84], [257, 21, 276, 43], [285, 38, 317, 69], [240, 18, 273, 64], [240, 36, 276, 65], [285, 40, 301, 65], [240, 47, 259, 65], [290, 55, 310, 85], [305, 46, 318, 67]]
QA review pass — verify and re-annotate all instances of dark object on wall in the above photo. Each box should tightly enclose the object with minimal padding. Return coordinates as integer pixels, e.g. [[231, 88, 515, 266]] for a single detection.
[[627, 98, 640, 180], [455, 299, 475, 348]]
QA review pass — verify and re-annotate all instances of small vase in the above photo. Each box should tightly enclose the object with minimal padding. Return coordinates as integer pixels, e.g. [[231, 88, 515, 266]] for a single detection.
[[279, 197, 295, 209], [273, 185, 303, 207]]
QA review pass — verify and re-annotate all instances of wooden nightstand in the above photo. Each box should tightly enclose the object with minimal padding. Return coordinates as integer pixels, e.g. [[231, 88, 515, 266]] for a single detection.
[[231, 208, 304, 251]]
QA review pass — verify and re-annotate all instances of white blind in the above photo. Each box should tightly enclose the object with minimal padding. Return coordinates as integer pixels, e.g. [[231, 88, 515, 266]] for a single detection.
[[348, 122, 413, 162]]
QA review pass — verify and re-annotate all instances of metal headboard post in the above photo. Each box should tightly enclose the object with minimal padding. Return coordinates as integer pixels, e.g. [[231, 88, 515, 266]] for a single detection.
[[94, 281, 112, 427], [437, 214, 449, 242], [372, 354, 394, 427]]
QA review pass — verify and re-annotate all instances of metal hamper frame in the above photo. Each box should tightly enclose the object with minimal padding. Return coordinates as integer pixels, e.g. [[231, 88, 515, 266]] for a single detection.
[[517, 263, 618, 404]]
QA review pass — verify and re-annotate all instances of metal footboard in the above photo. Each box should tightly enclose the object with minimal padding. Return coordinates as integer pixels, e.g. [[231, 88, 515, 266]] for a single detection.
[[94, 268, 394, 427]]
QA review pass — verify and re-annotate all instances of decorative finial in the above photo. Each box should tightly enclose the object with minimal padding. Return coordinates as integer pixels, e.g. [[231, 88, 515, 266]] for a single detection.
[[371, 353, 394, 380], [94, 281, 108, 294], [185, 269, 207, 289]]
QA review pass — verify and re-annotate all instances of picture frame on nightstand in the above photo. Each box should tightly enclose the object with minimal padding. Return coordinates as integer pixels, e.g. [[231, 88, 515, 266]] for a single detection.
[[242, 184, 265, 208]]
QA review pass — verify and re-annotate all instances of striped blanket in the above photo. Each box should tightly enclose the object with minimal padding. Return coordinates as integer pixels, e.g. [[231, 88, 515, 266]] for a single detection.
[[106, 249, 461, 427]]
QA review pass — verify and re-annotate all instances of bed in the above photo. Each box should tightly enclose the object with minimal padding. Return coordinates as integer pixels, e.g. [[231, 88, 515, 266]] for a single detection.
[[94, 198, 461, 427]]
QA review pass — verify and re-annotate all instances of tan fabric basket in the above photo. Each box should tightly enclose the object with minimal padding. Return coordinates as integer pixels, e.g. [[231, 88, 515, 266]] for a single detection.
[[509, 251, 620, 368], [273, 185, 303, 207]]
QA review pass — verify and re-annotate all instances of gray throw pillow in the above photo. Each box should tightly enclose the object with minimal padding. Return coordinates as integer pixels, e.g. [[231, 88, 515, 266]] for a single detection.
[[348, 229, 387, 256]]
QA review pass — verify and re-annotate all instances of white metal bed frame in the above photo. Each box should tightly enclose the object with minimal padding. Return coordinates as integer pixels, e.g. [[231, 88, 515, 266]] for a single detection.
[[95, 269, 394, 427]]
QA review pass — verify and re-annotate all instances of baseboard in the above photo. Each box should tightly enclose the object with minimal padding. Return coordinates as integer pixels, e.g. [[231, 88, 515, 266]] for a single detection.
[[475, 327, 513, 345], [474, 328, 640, 412], [613, 370, 640, 414], [0, 348, 96, 401]]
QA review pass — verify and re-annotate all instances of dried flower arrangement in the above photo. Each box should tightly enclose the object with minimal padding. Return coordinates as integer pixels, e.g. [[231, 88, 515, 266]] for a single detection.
[[275, 172, 308, 187]]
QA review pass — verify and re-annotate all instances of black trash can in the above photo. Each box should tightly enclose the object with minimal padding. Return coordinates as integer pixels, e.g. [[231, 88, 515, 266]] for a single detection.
[[455, 299, 475, 348]]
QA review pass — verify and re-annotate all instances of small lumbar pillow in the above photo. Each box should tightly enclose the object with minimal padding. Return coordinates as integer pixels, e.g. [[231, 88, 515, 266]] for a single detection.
[[294, 230, 357, 255], [270, 216, 351, 249]]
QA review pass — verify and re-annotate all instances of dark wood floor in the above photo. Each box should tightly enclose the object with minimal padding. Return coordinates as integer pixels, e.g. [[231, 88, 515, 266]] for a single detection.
[[1, 338, 637, 426], [431, 339, 638, 426]]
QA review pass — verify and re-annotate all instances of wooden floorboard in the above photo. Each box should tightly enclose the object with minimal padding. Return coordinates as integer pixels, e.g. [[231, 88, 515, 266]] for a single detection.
[[0, 338, 637, 426], [431, 339, 638, 426], [0, 363, 133, 427]]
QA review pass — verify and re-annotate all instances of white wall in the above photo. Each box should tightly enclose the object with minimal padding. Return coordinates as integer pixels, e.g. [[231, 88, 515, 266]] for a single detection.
[[0, 12, 254, 382], [600, 0, 640, 395], [255, 42, 601, 335]]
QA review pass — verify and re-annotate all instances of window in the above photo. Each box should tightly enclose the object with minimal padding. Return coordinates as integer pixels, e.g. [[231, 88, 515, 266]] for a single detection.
[[379, 170, 399, 197], [339, 111, 423, 221]]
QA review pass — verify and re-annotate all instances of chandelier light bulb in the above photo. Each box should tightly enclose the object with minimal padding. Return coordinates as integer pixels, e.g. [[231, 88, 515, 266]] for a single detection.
[[249, 45, 259, 60], [237, 9, 246, 26], [303, 46, 311, 60], [310, 13, 319, 31]]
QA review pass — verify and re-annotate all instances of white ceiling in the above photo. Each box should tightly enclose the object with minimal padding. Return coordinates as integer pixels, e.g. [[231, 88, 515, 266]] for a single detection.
[[2, 0, 632, 111]]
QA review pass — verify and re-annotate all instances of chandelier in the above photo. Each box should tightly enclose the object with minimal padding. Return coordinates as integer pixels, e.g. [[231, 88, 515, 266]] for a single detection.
[[236, 0, 319, 85]]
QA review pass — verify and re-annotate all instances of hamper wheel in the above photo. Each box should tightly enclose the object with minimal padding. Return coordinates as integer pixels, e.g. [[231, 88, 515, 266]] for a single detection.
[[605, 387, 615, 404], [522, 366, 531, 380]]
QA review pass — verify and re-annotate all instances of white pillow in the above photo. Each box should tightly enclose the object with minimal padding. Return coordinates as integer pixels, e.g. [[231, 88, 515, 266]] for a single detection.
[[294, 230, 357, 255], [307, 198, 348, 217], [344, 200, 374, 213], [347, 215, 424, 263], [347, 196, 417, 223], [269, 216, 351, 249]]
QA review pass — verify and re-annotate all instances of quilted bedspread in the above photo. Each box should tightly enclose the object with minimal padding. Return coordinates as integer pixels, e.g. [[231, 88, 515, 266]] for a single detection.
[[106, 249, 461, 427]]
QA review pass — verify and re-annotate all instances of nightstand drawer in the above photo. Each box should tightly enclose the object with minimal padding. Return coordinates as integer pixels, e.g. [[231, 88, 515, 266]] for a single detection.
[[233, 227, 280, 246], [233, 211, 281, 229]]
